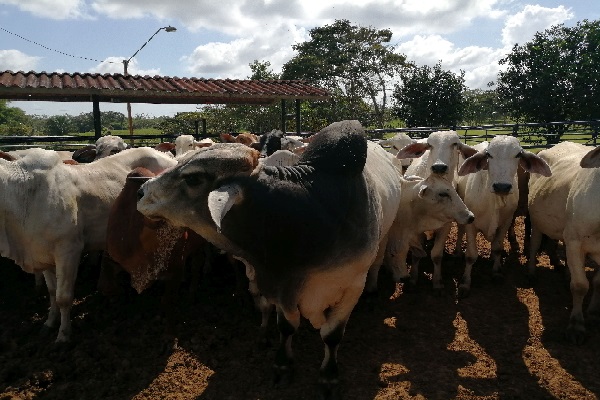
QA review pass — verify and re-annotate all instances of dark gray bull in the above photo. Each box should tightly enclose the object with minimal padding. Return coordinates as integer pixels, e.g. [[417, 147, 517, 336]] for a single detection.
[[137, 120, 401, 399]]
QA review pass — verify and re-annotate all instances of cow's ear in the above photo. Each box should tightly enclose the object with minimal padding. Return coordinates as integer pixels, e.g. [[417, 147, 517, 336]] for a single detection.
[[220, 133, 235, 143], [418, 184, 428, 199], [519, 151, 552, 176], [72, 145, 97, 163], [155, 142, 176, 153], [457, 142, 478, 159], [0, 151, 17, 161], [580, 146, 600, 169], [208, 183, 244, 233], [395, 142, 430, 159], [458, 152, 488, 175]]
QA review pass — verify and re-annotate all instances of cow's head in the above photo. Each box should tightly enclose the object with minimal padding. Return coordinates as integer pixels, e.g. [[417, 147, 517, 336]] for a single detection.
[[458, 136, 551, 194], [396, 130, 477, 179], [137, 143, 260, 237], [409, 174, 475, 228]]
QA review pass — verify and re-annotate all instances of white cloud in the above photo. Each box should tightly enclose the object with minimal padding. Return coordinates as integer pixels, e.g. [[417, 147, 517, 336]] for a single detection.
[[502, 4, 574, 47], [397, 35, 507, 89], [0, 0, 90, 19], [0, 50, 41, 71], [182, 22, 307, 78]]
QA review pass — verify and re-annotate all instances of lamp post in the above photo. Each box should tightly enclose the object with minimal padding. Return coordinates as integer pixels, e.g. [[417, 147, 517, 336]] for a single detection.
[[123, 25, 176, 145]]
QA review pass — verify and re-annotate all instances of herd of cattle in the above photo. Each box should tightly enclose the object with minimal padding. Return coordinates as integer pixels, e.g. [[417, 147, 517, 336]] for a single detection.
[[1, 120, 598, 399]]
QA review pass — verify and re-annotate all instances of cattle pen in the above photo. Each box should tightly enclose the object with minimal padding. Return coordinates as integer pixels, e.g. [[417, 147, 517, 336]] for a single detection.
[[1, 120, 598, 152]]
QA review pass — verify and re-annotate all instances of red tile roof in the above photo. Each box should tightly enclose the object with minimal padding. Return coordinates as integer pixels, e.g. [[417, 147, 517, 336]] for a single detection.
[[0, 70, 331, 105]]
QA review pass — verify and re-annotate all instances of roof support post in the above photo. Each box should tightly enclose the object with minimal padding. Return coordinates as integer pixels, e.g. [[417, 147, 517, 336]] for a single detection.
[[295, 99, 301, 135], [92, 95, 101, 140], [281, 99, 286, 133]]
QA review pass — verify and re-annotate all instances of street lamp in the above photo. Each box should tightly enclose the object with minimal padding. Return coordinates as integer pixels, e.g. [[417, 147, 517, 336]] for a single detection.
[[123, 25, 177, 145]]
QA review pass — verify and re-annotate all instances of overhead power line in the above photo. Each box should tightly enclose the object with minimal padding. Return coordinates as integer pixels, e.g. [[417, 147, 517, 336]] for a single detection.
[[0, 26, 117, 64]]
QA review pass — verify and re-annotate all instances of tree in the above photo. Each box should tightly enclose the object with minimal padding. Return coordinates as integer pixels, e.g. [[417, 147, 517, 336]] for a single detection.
[[0, 100, 31, 136], [497, 19, 600, 124], [45, 115, 75, 135], [462, 89, 506, 125], [281, 19, 408, 128], [393, 62, 466, 127]]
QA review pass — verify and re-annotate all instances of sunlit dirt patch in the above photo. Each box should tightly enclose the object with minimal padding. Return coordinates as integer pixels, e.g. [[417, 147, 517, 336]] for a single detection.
[[517, 288, 595, 399], [448, 312, 497, 380]]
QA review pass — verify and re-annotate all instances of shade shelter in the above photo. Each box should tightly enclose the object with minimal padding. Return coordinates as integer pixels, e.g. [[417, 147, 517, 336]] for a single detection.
[[0, 70, 331, 139]]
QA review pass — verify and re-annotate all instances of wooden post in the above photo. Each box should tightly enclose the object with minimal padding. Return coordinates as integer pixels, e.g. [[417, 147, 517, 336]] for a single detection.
[[295, 99, 301, 135], [92, 95, 101, 140], [281, 99, 286, 133]]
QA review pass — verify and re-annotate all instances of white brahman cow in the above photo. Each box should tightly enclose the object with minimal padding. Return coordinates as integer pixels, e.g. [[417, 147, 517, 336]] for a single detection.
[[527, 141, 600, 344], [456, 135, 551, 298], [0, 147, 177, 342], [394, 130, 478, 292], [365, 173, 475, 293], [376, 132, 417, 172], [137, 120, 401, 399]]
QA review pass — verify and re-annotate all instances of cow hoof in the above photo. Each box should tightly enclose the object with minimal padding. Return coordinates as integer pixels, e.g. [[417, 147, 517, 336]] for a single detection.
[[457, 286, 470, 299], [492, 272, 504, 283], [273, 364, 294, 387], [51, 340, 73, 352], [318, 380, 341, 400], [256, 335, 272, 350], [401, 280, 418, 294], [565, 325, 586, 345], [39, 325, 54, 339], [526, 273, 537, 287]]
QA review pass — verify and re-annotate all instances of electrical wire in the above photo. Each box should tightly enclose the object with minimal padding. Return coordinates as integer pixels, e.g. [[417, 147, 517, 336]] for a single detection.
[[0, 26, 118, 64]]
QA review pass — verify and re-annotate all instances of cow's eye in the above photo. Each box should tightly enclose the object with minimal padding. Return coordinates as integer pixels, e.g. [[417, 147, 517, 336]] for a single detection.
[[183, 173, 207, 187], [438, 192, 450, 198]]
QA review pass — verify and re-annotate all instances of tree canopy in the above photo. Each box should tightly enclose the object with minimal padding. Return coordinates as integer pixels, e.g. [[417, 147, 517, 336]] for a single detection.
[[497, 19, 600, 122], [281, 19, 408, 128], [393, 62, 466, 127]]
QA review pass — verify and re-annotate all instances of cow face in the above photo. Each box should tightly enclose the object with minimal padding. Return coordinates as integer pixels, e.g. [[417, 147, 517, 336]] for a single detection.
[[137, 143, 260, 235], [415, 175, 475, 227], [396, 131, 477, 180], [458, 136, 551, 194]]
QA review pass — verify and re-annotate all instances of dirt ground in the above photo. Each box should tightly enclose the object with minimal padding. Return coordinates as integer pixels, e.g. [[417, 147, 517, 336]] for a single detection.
[[1, 217, 598, 400]]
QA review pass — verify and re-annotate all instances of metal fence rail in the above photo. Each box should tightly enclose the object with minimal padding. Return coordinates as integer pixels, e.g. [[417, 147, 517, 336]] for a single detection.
[[366, 120, 599, 150], [1, 120, 598, 151]]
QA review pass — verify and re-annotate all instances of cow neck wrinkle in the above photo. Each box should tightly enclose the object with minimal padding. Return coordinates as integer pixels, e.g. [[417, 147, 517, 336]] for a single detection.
[[260, 164, 315, 182]]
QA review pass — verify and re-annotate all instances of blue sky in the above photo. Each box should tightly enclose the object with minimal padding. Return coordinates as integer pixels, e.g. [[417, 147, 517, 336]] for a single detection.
[[0, 0, 597, 117]]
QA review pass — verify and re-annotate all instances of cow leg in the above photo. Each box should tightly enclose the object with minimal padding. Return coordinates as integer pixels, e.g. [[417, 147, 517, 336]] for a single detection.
[[273, 306, 300, 386], [564, 239, 588, 345], [318, 283, 363, 400], [586, 253, 600, 325], [527, 224, 543, 284], [53, 252, 80, 343], [248, 279, 273, 346], [431, 222, 452, 294], [454, 223, 465, 257], [389, 243, 410, 284], [41, 270, 59, 334], [490, 221, 511, 282], [458, 224, 478, 298]]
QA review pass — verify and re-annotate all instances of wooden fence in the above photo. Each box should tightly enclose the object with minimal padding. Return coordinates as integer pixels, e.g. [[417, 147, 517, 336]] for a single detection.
[[0, 120, 598, 151]]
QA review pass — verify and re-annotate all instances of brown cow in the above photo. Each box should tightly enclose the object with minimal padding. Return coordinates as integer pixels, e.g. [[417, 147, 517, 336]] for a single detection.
[[100, 167, 207, 332]]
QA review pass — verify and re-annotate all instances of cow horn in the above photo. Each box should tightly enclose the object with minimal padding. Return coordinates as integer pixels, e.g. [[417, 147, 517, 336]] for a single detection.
[[208, 183, 243, 233]]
